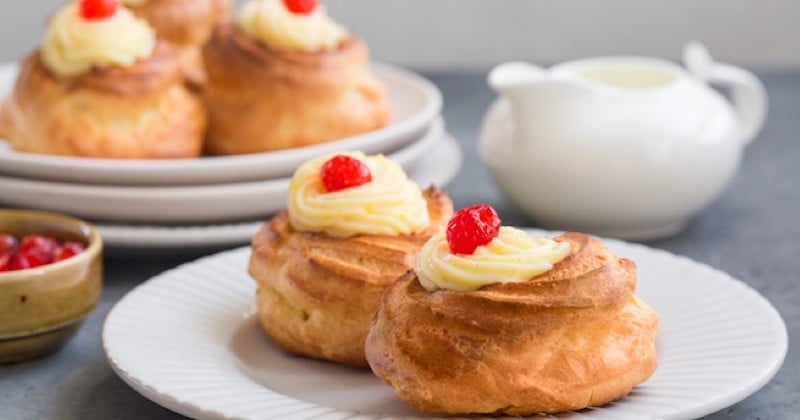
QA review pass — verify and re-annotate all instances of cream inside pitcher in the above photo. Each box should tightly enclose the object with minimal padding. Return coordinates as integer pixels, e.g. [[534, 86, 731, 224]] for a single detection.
[[576, 66, 675, 89]]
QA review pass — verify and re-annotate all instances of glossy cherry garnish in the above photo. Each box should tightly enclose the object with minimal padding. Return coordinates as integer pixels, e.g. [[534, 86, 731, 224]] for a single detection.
[[446, 204, 502, 255], [320, 155, 373, 193], [80, 0, 118, 20], [55, 242, 86, 262], [283, 0, 317, 14]]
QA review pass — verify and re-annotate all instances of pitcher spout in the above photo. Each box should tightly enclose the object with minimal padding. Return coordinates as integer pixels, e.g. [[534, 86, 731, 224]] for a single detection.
[[488, 61, 546, 95], [489, 61, 594, 106], [488, 61, 594, 143]]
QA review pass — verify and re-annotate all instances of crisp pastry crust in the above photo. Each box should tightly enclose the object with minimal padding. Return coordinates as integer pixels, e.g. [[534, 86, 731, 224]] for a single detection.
[[0, 43, 206, 158], [248, 187, 452, 367], [365, 232, 659, 415], [128, 0, 231, 87], [202, 24, 392, 155], [129, 0, 230, 47]]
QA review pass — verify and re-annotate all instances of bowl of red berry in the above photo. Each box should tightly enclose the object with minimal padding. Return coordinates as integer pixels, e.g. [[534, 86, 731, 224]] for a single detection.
[[0, 209, 102, 364]]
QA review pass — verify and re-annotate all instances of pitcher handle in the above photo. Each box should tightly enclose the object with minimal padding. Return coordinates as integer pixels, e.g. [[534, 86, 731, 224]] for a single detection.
[[683, 42, 767, 146]]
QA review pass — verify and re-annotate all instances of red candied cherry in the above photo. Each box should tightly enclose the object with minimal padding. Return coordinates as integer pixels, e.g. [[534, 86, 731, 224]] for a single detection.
[[20, 235, 59, 263], [9, 251, 49, 271], [283, 0, 317, 14], [55, 242, 86, 262], [446, 204, 502, 255], [0, 234, 17, 255], [80, 0, 118, 20], [320, 155, 373, 193]]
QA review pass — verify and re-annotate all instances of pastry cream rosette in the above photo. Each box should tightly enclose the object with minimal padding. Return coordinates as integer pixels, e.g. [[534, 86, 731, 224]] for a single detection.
[[288, 152, 430, 237], [418, 227, 571, 292], [41, 2, 156, 78], [237, 0, 347, 52]]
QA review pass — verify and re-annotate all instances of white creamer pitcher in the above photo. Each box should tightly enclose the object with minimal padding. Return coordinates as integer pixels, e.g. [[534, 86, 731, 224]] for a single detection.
[[479, 42, 767, 240]]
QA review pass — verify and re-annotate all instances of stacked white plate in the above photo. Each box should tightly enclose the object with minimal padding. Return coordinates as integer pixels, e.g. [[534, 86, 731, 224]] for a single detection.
[[0, 63, 462, 248]]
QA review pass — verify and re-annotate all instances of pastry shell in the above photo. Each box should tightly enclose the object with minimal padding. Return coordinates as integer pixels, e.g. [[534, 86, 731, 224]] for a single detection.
[[0, 43, 206, 159], [365, 232, 659, 415], [249, 187, 452, 367], [202, 24, 392, 155], [128, 0, 231, 87]]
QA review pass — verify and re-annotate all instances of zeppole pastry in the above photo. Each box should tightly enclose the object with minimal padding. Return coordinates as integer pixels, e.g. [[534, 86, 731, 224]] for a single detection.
[[121, 0, 230, 86], [365, 205, 659, 415], [249, 152, 452, 367], [0, 0, 206, 158], [203, 0, 391, 155]]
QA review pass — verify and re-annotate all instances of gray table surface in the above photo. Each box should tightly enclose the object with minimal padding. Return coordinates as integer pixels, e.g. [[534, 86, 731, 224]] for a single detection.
[[1, 71, 797, 420]]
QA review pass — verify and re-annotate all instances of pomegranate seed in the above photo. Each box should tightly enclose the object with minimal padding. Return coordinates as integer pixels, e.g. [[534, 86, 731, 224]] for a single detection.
[[55, 242, 86, 262], [282, 0, 317, 14], [0, 254, 10, 272], [320, 155, 373, 193], [0, 234, 17, 255], [9, 251, 49, 271], [80, 0, 118, 20], [20, 235, 59, 260], [446, 204, 502, 255]]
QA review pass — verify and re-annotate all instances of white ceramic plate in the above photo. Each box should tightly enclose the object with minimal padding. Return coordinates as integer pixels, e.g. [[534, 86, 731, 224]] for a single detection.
[[103, 232, 788, 420], [0, 62, 442, 186], [95, 221, 264, 250], [0, 120, 450, 225], [93, 133, 461, 248]]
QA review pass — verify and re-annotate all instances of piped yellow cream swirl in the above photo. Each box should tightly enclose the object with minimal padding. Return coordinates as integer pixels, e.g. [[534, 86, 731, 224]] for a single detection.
[[41, 2, 156, 78], [288, 152, 430, 237], [236, 0, 347, 52], [417, 227, 571, 292]]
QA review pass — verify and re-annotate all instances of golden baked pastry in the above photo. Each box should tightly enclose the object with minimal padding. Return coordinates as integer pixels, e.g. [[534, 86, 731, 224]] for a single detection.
[[1, 44, 206, 158], [249, 186, 452, 367], [123, 0, 231, 87], [202, 0, 391, 155], [0, 1, 206, 159], [365, 232, 659, 415]]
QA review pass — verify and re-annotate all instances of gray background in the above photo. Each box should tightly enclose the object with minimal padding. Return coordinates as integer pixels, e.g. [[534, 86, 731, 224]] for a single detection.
[[0, 1, 797, 420], [1, 0, 798, 70]]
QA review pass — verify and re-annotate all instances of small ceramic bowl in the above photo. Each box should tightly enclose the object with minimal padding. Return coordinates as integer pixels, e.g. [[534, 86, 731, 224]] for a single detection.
[[0, 210, 102, 364]]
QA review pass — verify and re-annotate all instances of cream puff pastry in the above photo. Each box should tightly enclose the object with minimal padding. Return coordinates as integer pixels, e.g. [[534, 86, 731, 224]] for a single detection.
[[122, 0, 231, 87], [0, 0, 206, 158], [249, 152, 452, 367], [365, 207, 659, 415], [203, 0, 391, 155]]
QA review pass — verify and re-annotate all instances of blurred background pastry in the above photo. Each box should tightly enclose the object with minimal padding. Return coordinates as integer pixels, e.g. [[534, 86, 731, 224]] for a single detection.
[[366, 205, 659, 415], [249, 152, 452, 367], [121, 0, 230, 87], [203, 0, 391, 155], [0, 0, 206, 159]]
